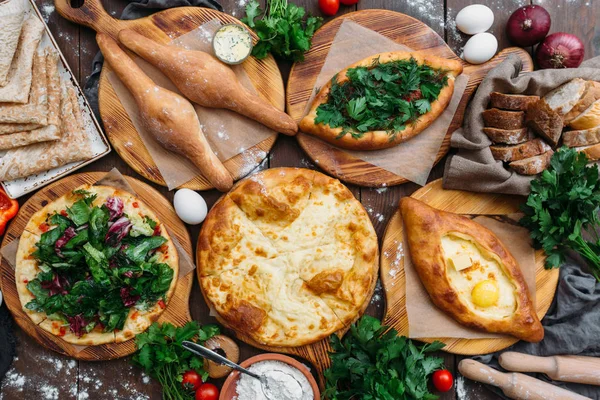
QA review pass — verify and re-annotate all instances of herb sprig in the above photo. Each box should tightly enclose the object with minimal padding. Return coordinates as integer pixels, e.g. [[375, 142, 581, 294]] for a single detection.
[[323, 315, 445, 400], [242, 0, 322, 62], [315, 58, 449, 140], [520, 147, 600, 281]]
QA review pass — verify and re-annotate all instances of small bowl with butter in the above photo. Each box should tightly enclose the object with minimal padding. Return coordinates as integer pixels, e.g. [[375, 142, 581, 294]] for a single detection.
[[212, 24, 254, 65]]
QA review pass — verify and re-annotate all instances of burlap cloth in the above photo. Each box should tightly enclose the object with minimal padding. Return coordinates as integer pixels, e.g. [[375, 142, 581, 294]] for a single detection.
[[443, 55, 600, 196]]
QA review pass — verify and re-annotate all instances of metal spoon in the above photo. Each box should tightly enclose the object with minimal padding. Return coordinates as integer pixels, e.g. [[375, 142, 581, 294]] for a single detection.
[[182, 341, 303, 399]]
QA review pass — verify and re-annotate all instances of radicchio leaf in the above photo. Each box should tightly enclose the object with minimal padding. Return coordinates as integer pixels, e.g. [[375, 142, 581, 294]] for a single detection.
[[67, 314, 87, 337], [55, 227, 76, 258], [105, 197, 124, 221], [120, 287, 140, 308], [41, 273, 69, 296], [105, 216, 132, 246]]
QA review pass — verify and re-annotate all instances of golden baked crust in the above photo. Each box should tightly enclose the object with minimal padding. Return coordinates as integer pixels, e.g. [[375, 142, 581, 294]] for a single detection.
[[199, 168, 378, 347], [400, 197, 543, 343], [299, 51, 463, 151], [17, 184, 179, 345]]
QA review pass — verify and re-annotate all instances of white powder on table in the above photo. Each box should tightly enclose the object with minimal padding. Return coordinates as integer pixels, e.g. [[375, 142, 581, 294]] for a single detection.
[[235, 360, 314, 400]]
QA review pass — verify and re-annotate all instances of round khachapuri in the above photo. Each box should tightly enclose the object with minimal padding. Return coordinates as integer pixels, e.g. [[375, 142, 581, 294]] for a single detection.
[[199, 168, 379, 347], [16, 185, 179, 345]]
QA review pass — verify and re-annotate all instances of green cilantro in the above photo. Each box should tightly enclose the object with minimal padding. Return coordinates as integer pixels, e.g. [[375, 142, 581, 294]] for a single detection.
[[520, 147, 600, 281], [241, 0, 322, 62], [315, 58, 449, 139], [323, 315, 445, 400]]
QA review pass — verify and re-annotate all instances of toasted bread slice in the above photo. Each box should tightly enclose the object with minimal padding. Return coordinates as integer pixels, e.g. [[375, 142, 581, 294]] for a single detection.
[[483, 127, 534, 145], [490, 92, 539, 111], [490, 138, 551, 162], [510, 150, 554, 175], [483, 109, 526, 130]]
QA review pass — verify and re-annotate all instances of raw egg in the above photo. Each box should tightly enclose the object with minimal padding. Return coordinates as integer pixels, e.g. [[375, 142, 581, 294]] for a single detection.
[[471, 279, 500, 308]]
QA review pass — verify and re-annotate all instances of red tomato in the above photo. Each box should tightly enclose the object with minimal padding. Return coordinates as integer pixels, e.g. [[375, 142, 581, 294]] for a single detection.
[[195, 383, 219, 400], [340, 0, 359, 4], [182, 370, 202, 391], [319, 0, 339, 16], [432, 369, 453, 392]]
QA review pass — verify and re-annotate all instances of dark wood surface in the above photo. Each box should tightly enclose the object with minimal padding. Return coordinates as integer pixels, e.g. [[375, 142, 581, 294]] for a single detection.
[[0, 0, 597, 399]]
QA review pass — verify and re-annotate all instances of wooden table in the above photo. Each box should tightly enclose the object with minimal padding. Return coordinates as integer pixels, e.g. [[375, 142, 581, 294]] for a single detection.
[[1, 0, 598, 399]]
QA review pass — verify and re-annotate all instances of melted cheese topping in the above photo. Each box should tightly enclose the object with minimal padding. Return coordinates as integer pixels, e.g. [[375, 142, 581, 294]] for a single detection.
[[441, 234, 517, 319]]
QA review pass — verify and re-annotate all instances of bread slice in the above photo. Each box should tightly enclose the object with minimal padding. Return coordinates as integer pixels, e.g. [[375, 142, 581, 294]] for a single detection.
[[490, 92, 539, 111], [483, 127, 534, 145], [568, 99, 600, 130], [576, 143, 600, 162], [510, 150, 554, 175], [483, 108, 526, 130], [564, 81, 600, 124], [543, 78, 588, 116], [490, 138, 552, 162], [526, 100, 563, 147], [562, 127, 600, 147]]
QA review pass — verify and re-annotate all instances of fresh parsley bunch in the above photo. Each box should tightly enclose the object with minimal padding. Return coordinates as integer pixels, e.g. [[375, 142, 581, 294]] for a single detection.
[[242, 0, 322, 62], [133, 322, 220, 400], [520, 147, 600, 281], [323, 315, 445, 400]]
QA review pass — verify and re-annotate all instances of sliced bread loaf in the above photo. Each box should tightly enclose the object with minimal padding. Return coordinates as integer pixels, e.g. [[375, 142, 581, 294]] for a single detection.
[[483, 127, 534, 145], [562, 127, 600, 147], [490, 92, 540, 111], [568, 99, 600, 130], [543, 78, 588, 116], [577, 143, 600, 162], [490, 138, 551, 162], [482, 108, 526, 129], [510, 150, 554, 175], [564, 81, 600, 124], [526, 100, 564, 147]]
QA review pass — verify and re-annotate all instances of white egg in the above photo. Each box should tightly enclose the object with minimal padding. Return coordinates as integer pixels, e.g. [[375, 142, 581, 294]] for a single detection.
[[455, 4, 494, 35], [173, 188, 208, 225], [462, 33, 498, 65]]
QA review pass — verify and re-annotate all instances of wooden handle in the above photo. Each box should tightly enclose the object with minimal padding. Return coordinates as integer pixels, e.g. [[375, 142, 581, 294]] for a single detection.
[[54, 0, 132, 37], [459, 359, 591, 400], [500, 352, 600, 386]]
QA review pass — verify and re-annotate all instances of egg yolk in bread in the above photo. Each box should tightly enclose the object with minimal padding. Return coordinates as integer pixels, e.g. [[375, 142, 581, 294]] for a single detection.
[[441, 234, 517, 319]]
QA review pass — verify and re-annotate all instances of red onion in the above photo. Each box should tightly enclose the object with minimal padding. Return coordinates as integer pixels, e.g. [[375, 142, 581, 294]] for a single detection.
[[506, 5, 551, 47], [536, 32, 585, 69]]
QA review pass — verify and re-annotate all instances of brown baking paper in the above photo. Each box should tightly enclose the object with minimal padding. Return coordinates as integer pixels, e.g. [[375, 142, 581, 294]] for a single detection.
[[405, 214, 537, 339], [302, 20, 469, 186], [0, 168, 196, 352], [107, 19, 275, 190]]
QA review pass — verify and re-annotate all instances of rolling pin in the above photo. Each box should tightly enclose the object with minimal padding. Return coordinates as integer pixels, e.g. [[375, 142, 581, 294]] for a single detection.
[[458, 359, 591, 400], [499, 352, 600, 386]]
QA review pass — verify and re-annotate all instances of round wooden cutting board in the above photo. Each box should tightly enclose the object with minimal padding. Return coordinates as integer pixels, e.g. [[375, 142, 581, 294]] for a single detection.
[[0, 172, 193, 360], [380, 179, 560, 355], [287, 9, 534, 187], [55, 0, 284, 190]]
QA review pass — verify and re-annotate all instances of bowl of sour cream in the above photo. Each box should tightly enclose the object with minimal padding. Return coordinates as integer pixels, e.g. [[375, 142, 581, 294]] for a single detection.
[[212, 24, 254, 65], [220, 353, 320, 400]]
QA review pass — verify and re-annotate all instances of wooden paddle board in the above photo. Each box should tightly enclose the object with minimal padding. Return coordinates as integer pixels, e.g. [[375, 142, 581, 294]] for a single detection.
[[380, 179, 559, 355], [287, 9, 534, 187], [54, 0, 284, 190], [0, 172, 193, 360]]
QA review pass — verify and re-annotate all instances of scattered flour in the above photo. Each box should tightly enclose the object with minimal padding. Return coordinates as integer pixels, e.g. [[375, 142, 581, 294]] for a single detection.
[[40, 3, 55, 22], [370, 279, 383, 306]]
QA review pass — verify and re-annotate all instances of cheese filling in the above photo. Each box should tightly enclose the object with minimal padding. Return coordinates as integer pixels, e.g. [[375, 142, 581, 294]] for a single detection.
[[441, 234, 517, 319]]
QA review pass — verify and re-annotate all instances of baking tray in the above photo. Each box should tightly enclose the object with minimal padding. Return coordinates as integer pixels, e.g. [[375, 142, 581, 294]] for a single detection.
[[0, 0, 111, 199]]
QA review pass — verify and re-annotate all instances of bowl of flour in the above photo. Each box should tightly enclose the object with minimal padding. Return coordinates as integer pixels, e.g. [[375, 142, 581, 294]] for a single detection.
[[219, 354, 319, 400]]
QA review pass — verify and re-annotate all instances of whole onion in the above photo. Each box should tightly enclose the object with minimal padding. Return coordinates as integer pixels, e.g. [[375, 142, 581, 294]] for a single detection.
[[506, 5, 551, 47], [536, 32, 585, 69]]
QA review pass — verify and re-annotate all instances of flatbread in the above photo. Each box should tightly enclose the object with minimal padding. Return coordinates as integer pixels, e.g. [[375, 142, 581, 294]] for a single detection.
[[0, 82, 94, 181], [17, 184, 179, 345], [0, 0, 26, 86], [0, 16, 44, 103], [0, 123, 42, 134]]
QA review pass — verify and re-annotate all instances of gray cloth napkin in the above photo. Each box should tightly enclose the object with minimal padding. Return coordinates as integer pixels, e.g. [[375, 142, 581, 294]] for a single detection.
[[443, 55, 600, 196], [474, 263, 600, 399], [83, 0, 222, 118]]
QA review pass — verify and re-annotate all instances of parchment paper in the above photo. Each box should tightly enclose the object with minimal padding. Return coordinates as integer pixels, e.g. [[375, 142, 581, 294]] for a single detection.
[[107, 19, 275, 190], [302, 20, 469, 186], [405, 215, 537, 339]]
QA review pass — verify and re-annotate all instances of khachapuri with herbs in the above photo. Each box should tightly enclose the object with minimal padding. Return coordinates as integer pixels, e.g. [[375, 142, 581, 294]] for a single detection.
[[300, 51, 463, 150], [199, 168, 378, 347], [16, 185, 178, 345]]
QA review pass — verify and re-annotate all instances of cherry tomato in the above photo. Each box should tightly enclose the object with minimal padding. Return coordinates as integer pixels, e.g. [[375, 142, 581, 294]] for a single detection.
[[432, 369, 453, 392], [340, 0, 359, 4], [182, 370, 202, 391], [195, 383, 219, 400], [319, 0, 339, 16]]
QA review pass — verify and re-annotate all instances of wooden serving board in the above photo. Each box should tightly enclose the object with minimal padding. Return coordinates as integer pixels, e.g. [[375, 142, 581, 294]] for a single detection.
[[0, 172, 193, 360], [54, 0, 284, 190], [287, 9, 534, 187], [380, 179, 560, 355]]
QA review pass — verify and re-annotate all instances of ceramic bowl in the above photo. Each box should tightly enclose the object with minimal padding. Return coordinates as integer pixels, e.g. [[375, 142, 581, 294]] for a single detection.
[[219, 353, 320, 400]]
